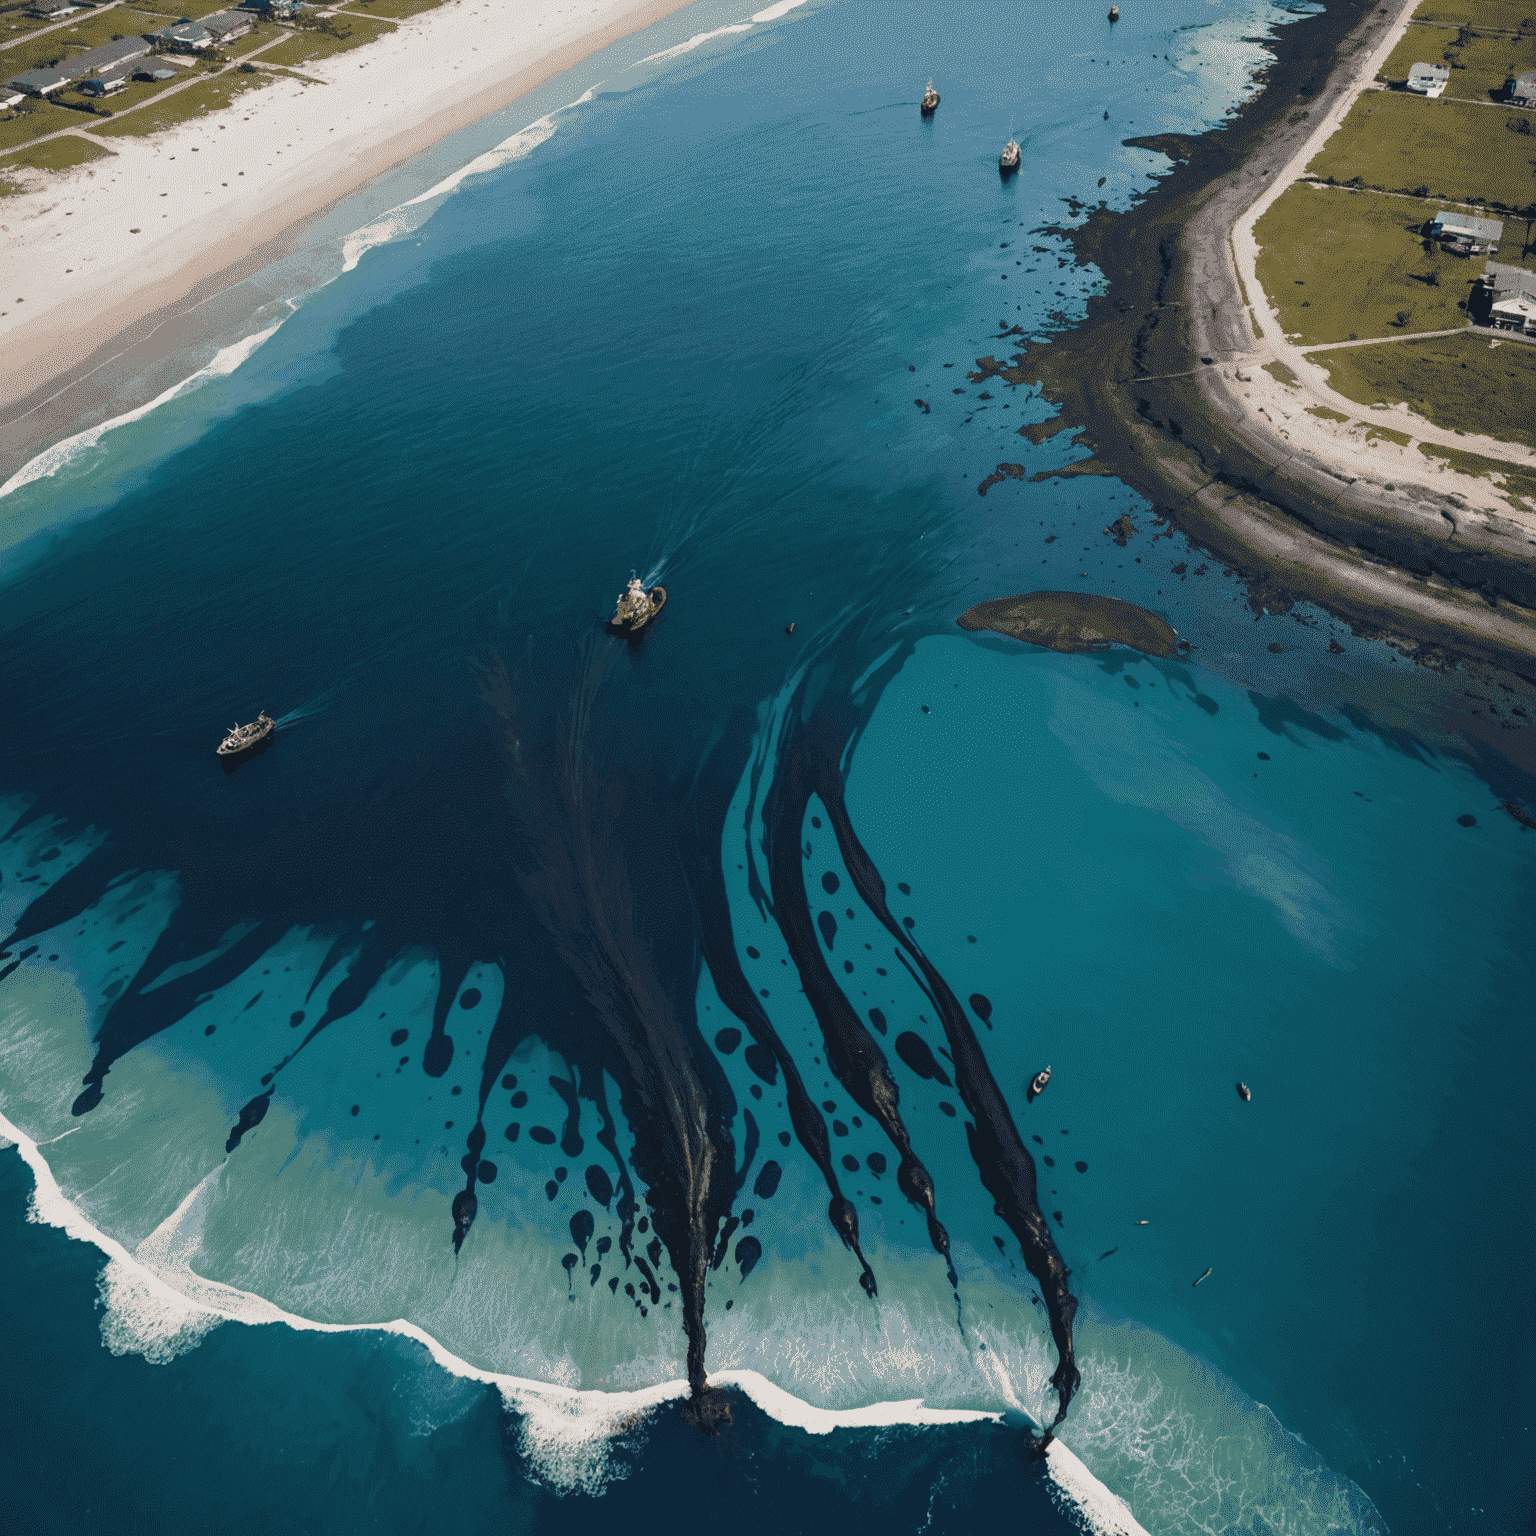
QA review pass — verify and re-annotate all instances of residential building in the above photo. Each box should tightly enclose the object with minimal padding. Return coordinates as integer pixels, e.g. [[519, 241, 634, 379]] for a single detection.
[[201, 9, 254, 42], [1510, 70, 1536, 107], [132, 64, 179, 80], [1480, 262, 1536, 334], [148, 18, 214, 47], [69, 35, 153, 75], [6, 65, 75, 95], [79, 73, 127, 94], [1406, 62, 1450, 97], [25, 0, 83, 17], [1429, 210, 1502, 254], [0, 86, 26, 109]]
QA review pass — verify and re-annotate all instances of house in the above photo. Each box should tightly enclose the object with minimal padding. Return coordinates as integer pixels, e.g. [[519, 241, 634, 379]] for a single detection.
[[6, 65, 75, 96], [132, 64, 179, 81], [237, 0, 301, 17], [1429, 210, 1503, 254], [69, 35, 153, 75], [0, 86, 26, 109], [1510, 70, 1536, 107], [25, 0, 83, 17], [201, 9, 254, 42], [79, 73, 127, 94], [148, 18, 213, 47], [1480, 262, 1536, 334], [1405, 62, 1450, 97]]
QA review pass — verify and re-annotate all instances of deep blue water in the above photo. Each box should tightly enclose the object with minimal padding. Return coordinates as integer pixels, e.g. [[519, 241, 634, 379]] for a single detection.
[[1, 0, 1532, 1533]]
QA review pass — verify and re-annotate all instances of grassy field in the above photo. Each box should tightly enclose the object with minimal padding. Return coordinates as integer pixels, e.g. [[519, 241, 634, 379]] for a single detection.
[[0, 128, 111, 179], [1306, 404, 1352, 421], [1316, 332, 1536, 449], [1255, 183, 1481, 342], [1411, 0, 1536, 31], [1366, 425, 1413, 446], [91, 65, 271, 134], [1376, 20, 1535, 101], [256, 13, 393, 65], [1262, 359, 1299, 385], [1307, 93, 1536, 211], [338, 0, 443, 19], [0, 96, 90, 149]]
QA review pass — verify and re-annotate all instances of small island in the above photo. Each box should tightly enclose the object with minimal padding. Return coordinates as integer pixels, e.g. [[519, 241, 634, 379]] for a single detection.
[[956, 590, 1180, 658]]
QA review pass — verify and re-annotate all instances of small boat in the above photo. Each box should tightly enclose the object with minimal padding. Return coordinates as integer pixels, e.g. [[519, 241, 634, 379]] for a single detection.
[[1236, 1081, 1251, 1102], [1108, 5, 1119, 21], [607, 576, 667, 637], [216, 711, 274, 761], [1193, 1267, 1212, 1287], [1027, 1064, 1050, 1101], [999, 139, 1021, 176], [1134, 1219, 1150, 1226], [920, 78, 939, 116]]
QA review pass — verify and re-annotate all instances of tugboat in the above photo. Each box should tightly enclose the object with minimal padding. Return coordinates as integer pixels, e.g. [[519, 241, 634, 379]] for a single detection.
[[216, 711, 274, 762], [999, 138, 1021, 177], [1027, 1064, 1051, 1102], [607, 576, 667, 637], [1108, 5, 1119, 21], [920, 78, 940, 116], [1236, 1081, 1252, 1102]]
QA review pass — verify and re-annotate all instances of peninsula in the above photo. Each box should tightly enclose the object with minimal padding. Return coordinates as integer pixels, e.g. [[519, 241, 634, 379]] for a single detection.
[[985, 0, 1536, 677]]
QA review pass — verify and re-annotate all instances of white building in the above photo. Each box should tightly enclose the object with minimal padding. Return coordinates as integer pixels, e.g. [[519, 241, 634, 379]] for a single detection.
[[1406, 62, 1450, 98]]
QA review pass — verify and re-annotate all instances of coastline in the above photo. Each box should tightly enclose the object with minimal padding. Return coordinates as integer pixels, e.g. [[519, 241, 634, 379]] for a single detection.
[[1001, 0, 1536, 678], [0, 0, 715, 482]]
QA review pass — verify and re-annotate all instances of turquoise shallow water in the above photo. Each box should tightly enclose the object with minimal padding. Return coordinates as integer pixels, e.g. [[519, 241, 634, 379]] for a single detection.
[[0, 0, 1532, 1531]]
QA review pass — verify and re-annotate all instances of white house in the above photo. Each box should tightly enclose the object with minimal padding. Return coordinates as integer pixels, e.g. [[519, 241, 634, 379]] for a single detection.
[[1510, 70, 1536, 107], [1406, 62, 1450, 98], [1429, 210, 1502, 254]]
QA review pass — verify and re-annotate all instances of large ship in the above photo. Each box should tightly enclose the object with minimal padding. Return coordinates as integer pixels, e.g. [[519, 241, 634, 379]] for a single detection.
[[217, 711, 275, 761], [999, 139, 1021, 176], [920, 79, 939, 115], [607, 577, 667, 637]]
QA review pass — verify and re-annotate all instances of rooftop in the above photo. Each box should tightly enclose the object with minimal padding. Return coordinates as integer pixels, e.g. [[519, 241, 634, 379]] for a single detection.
[[1432, 210, 1504, 240]]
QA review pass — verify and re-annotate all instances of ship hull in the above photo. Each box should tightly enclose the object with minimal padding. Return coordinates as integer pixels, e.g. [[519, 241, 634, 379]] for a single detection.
[[920, 98, 938, 116], [606, 585, 667, 637]]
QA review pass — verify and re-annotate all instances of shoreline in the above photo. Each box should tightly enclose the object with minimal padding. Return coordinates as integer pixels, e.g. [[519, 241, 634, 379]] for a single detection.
[[1000, 0, 1536, 679], [0, 0, 715, 483], [0, 1109, 1148, 1535]]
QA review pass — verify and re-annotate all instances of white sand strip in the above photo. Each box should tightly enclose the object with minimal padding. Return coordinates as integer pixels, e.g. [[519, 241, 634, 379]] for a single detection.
[[0, 0, 708, 421]]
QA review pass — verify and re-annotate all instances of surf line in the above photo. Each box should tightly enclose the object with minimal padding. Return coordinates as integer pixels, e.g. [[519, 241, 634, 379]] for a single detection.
[[0, 1109, 1145, 1532]]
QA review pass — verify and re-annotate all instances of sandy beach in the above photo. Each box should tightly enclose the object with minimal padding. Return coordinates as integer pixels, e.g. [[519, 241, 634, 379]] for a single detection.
[[0, 0, 716, 468]]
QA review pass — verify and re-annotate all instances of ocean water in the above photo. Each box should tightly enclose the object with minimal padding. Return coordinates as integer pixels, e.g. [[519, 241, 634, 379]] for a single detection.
[[1, 1, 1532, 1533]]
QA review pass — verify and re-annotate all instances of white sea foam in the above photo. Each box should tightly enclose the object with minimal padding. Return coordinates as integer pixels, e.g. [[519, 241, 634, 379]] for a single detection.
[[633, 23, 753, 66], [0, 322, 286, 502], [340, 87, 599, 273], [0, 1104, 1149, 1528]]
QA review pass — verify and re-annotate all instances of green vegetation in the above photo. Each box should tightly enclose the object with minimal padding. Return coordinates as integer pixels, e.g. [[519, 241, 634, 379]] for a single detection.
[[1307, 94, 1536, 210], [91, 65, 272, 133], [1262, 359, 1299, 385], [1418, 439, 1536, 502], [257, 13, 392, 65], [0, 96, 86, 149], [1307, 404, 1352, 422], [1411, 0, 1535, 31], [339, 0, 443, 18], [0, 129, 112, 172], [1255, 183, 1479, 342], [1316, 333, 1536, 450], [1377, 20, 1534, 101], [1366, 425, 1413, 446]]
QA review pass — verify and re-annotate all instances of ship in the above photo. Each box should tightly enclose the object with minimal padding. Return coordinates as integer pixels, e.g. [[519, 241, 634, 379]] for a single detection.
[[920, 78, 940, 115], [608, 576, 668, 637], [999, 139, 1021, 176], [216, 711, 275, 761], [1108, 5, 1119, 20], [1027, 1064, 1050, 1101]]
